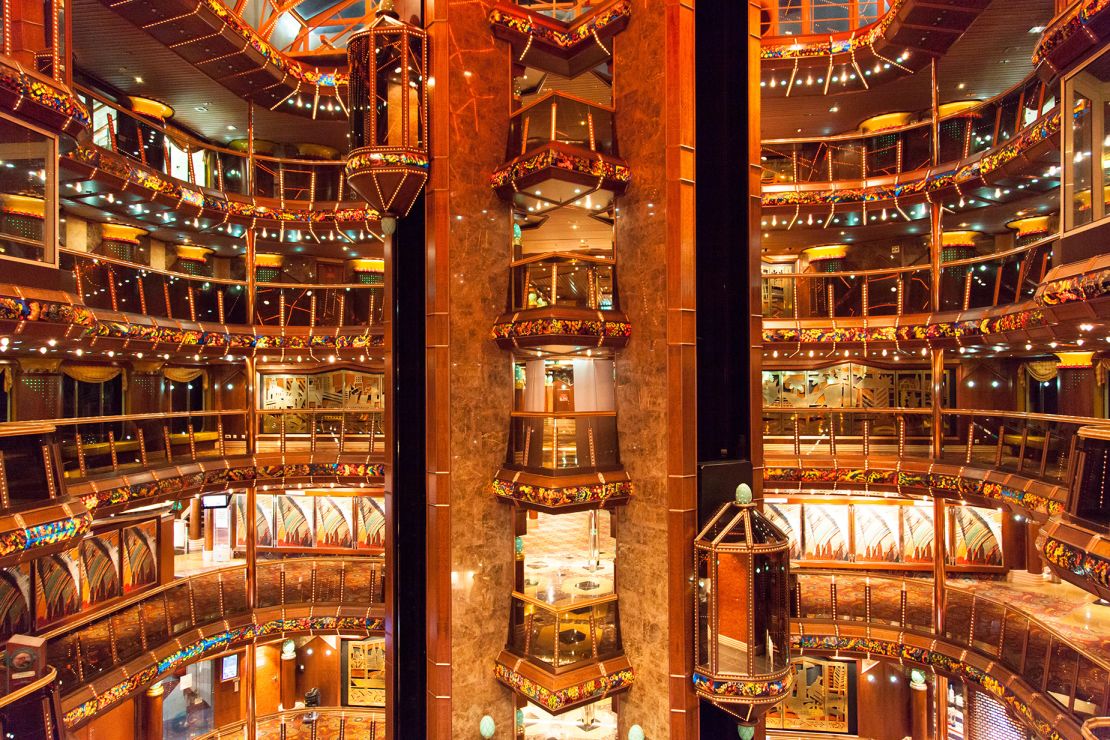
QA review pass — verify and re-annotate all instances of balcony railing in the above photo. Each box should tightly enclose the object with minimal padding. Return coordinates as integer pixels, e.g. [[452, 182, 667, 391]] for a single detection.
[[506, 591, 624, 673], [43, 558, 384, 696], [761, 77, 1053, 185], [761, 237, 1055, 319], [60, 250, 384, 328], [508, 92, 618, 160], [505, 411, 621, 474], [35, 409, 384, 482], [193, 709, 386, 740], [763, 407, 1088, 486], [794, 571, 1110, 718], [511, 253, 617, 312], [79, 90, 351, 205]]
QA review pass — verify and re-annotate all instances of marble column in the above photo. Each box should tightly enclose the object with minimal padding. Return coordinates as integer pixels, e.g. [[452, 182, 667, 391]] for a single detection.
[[614, 0, 699, 737], [424, 0, 515, 736]]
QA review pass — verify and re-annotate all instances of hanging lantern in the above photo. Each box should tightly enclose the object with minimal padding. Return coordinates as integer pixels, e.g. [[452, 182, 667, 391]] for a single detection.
[[693, 484, 793, 726], [345, 1, 429, 218]]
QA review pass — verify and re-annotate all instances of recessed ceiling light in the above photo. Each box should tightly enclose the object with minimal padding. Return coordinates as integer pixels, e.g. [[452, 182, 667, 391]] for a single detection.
[[227, 125, 237, 131], [134, 76, 143, 84]]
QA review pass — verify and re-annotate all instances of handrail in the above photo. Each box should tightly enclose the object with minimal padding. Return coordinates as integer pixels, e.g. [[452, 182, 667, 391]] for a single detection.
[[513, 589, 620, 608], [38, 561, 250, 639], [509, 410, 617, 417], [763, 233, 1058, 279], [512, 251, 616, 267], [192, 708, 386, 740], [797, 569, 1110, 672], [513, 89, 617, 116], [0, 666, 57, 709], [794, 571, 1110, 720], [60, 248, 247, 287]]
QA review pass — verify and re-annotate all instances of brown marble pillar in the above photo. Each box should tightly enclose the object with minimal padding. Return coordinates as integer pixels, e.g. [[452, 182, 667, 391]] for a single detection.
[[424, 1, 515, 736], [1002, 510, 1026, 573], [1055, 352, 1097, 418], [138, 682, 164, 740], [203, 505, 214, 553], [613, 1, 700, 738]]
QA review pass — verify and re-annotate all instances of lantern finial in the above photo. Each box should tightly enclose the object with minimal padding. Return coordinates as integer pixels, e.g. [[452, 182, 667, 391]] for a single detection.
[[735, 483, 753, 505], [376, 0, 398, 18]]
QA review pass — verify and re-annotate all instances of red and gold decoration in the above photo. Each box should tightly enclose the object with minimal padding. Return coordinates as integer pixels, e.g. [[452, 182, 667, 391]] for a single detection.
[[693, 484, 793, 725], [345, 3, 429, 217], [172, 244, 213, 277], [254, 253, 284, 283], [488, 0, 632, 78], [349, 258, 385, 286], [99, 223, 146, 262]]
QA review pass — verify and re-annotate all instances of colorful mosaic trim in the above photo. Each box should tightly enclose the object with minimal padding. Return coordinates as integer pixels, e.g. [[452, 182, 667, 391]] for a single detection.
[[202, 0, 347, 88], [761, 0, 903, 60], [82, 462, 385, 511], [762, 309, 1047, 344], [692, 672, 792, 701], [493, 662, 634, 713], [492, 478, 632, 507], [0, 62, 91, 131], [490, 147, 631, 190], [1033, 0, 1110, 66], [763, 467, 1064, 516], [793, 635, 1065, 740], [489, 1, 631, 50], [0, 293, 383, 351], [1035, 266, 1110, 307], [1043, 536, 1110, 594], [762, 110, 1060, 208], [70, 145, 379, 224], [346, 150, 430, 173], [491, 317, 632, 341], [63, 615, 383, 727], [0, 512, 92, 558]]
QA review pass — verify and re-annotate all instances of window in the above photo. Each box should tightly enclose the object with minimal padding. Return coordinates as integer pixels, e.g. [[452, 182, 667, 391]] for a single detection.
[[1064, 48, 1110, 230], [62, 376, 122, 419], [0, 113, 56, 265]]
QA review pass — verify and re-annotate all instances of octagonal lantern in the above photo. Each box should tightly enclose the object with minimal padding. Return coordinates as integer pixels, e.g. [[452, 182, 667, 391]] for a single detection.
[[346, 2, 429, 217], [693, 484, 794, 726]]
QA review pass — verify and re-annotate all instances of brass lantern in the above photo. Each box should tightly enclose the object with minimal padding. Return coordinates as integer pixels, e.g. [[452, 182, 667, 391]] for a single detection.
[[346, 1, 429, 217], [693, 484, 793, 726]]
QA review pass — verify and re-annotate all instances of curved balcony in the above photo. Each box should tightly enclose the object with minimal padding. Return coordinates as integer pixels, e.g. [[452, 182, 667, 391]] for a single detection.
[[64, 250, 384, 329], [494, 591, 633, 714], [761, 407, 1092, 515], [15, 410, 384, 515], [1034, 0, 1110, 74], [193, 708, 386, 740], [0, 57, 88, 140], [762, 88, 1061, 212], [762, 237, 1054, 320], [488, 0, 632, 77], [44, 557, 384, 729], [760, 0, 991, 95], [763, 76, 1051, 185], [791, 571, 1107, 736], [87, 0, 347, 120]]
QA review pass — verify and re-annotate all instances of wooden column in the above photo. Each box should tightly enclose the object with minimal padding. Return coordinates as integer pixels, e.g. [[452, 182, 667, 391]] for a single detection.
[[138, 682, 164, 740], [911, 676, 930, 740], [1055, 352, 1097, 418], [933, 497, 947, 633]]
